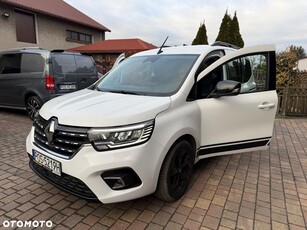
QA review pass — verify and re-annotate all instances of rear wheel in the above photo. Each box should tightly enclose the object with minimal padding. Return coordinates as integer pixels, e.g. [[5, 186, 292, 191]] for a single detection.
[[26, 96, 42, 120], [155, 140, 194, 202]]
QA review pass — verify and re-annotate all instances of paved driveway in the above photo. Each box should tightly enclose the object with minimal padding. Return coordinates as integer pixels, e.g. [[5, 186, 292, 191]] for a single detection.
[[1, 109, 307, 229]]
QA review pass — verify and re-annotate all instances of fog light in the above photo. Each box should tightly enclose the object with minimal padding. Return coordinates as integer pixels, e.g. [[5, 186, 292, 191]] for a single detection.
[[101, 168, 142, 190]]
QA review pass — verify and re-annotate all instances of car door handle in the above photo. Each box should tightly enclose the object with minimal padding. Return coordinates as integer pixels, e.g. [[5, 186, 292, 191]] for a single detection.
[[258, 102, 275, 109], [80, 78, 87, 83]]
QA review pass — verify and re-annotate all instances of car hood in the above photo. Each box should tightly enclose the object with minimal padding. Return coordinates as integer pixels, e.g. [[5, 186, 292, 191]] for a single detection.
[[39, 89, 171, 127]]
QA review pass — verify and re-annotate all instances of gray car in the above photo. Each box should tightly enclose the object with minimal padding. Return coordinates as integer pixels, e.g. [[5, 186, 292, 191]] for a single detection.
[[0, 48, 98, 118]]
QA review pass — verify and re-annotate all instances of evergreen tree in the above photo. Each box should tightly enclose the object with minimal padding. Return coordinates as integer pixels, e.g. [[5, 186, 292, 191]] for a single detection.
[[216, 11, 232, 43], [192, 21, 208, 45], [215, 10, 244, 48], [231, 12, 244, 47]]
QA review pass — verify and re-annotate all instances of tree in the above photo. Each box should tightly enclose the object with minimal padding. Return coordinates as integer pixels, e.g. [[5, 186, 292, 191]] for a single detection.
[[215, 10, 244, 48], [288, 45, 306, 60], [192, 21, 208, 45], [230, 12, 244, 48], [216, 11, 232, 43], [276, 50, 298, 86]]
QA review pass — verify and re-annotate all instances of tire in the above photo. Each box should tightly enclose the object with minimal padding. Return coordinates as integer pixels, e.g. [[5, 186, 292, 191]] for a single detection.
[[155, 140, 194, 202], [26, 96, 42, 120]]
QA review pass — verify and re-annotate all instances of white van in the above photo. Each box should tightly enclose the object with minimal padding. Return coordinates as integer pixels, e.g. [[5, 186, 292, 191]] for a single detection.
[[26, 43, 277, 203]]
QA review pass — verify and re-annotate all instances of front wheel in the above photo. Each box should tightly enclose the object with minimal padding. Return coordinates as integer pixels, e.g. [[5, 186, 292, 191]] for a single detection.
[[155, 140, 195, 202], [26, 96, 42, 120]]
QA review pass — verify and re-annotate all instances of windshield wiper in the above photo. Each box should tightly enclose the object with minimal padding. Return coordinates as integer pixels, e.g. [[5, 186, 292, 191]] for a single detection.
[[108, 90, 145, 95]]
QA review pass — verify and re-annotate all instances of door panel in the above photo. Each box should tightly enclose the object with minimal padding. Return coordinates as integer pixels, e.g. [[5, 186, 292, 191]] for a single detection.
[[196, 45, 277, 158], [197, 91, 277, 156]]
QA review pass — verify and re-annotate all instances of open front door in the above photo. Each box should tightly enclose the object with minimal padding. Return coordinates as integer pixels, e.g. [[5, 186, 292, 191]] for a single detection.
[[196, 45, 277, 158]]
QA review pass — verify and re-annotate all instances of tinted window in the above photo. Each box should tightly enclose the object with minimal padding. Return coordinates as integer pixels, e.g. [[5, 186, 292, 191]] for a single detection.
[[0, 53, 21, 74], [75, 55, 95, 74], [21, 53, 44, 73], [52, 54, 77, 74]]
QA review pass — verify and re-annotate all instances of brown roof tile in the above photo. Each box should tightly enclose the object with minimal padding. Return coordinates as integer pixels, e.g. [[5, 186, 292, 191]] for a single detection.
[[68, 38, 157, 53], [0, 0, 110, 31]]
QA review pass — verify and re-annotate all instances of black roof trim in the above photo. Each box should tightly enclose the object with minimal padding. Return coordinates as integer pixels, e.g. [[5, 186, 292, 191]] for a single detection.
[[211, 41, 240, 50]]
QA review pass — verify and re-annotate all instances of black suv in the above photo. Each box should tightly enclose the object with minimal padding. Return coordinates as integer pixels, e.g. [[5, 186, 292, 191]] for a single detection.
[[0, 48, 98, 118]]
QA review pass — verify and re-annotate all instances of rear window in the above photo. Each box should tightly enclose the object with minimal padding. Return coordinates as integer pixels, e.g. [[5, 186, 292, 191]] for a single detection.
[[0, 53, 21, 74], [75, 55, 95, 74], [52, 54, 77, 74], [21, 53, 44, 73]]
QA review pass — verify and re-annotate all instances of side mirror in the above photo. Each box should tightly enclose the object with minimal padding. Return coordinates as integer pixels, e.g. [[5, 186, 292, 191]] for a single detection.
[[209, 80, 241, 98]]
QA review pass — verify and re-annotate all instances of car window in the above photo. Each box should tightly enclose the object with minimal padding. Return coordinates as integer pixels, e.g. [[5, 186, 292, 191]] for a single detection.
[[97, 54, 199, 96], [224, 54, 268, 93], [0, 53, 21, 74], [52, 54, 77, 74], [197, 53, 268, 98], [196, 65, 223, 99], [75, 55, 95, 74], [21, 53, 45, 73]]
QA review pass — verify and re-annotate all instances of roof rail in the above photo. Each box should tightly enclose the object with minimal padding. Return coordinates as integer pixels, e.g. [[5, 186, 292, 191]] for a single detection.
[[51, 49, 65, 53], [0, 47, 43, 52], [21, 47, 43, 50], [211, 41, 240, 49]]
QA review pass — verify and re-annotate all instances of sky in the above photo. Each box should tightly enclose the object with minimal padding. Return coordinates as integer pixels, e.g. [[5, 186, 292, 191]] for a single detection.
[[64, 0, 307, 52]]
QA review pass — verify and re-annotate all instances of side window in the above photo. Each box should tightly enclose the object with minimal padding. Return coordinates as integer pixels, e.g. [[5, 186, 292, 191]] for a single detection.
[[75, 55, 95, 74], [224, 54, 268, 93], [196, 65, 223, 99], [195, 56, 223, 99], [0, 53, 21, 74], [21, 54, 45, 73]]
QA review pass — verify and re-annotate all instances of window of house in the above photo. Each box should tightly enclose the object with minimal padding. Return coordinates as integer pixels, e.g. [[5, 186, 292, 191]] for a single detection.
[[66, 30, 92, 44], [15, 10, 37, 44]]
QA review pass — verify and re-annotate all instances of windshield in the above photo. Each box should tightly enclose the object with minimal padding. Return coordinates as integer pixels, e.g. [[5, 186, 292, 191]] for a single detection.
[[96, 54, 199, 96]]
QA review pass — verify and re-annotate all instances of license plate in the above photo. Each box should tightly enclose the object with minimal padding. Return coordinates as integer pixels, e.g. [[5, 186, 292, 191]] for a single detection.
[[33, 150, 62, 176], [59, 84, 76, 90]]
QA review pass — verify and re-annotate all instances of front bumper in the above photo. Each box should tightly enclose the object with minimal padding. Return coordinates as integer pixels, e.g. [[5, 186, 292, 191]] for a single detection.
[[26, 126, 166, 203]]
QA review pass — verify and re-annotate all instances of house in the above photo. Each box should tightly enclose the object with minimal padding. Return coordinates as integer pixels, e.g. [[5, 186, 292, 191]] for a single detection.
[[0, 0, 110, 50], [69, 38, 157, 73], [298, 57, 307, 71]]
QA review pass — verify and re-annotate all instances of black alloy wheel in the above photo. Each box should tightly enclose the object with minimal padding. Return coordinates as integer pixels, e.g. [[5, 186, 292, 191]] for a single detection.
[[156, 140, 194, 201], [26, 96, 42, 120]]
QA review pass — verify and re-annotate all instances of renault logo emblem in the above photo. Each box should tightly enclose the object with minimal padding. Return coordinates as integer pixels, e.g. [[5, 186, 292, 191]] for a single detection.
[[44, 118, 58, 143]]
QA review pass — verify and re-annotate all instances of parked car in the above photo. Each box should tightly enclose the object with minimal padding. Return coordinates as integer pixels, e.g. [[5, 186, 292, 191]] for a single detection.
[[0, 48, 98, 119], [26, 43, 277, 203]]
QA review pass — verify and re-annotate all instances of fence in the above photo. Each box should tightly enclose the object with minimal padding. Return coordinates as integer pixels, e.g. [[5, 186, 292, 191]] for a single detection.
[[277, 86, 307, 116]]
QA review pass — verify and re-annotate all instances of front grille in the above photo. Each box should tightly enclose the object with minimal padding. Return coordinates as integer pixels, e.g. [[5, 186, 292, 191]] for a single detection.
[[29, 157, 98, 201], [34, 116, 90, 159]]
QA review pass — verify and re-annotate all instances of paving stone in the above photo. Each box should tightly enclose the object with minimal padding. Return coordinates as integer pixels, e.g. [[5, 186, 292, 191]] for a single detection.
[[2, 111, 307, 229]]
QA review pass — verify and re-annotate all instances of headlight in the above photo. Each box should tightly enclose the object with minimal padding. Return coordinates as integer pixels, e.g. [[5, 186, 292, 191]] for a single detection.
[[88, 120, 154, 151]]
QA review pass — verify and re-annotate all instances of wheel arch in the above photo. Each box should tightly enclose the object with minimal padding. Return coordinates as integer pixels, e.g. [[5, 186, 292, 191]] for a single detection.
[[154, 133, 198, 189], [154, 134, 197, 200], [24, 91, 40, 106]]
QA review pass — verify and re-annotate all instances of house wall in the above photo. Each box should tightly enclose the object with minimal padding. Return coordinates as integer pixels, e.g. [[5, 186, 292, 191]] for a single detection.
[[0, 4, 105, 51], [298, 58, 307, 71]]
